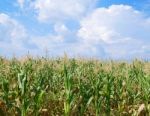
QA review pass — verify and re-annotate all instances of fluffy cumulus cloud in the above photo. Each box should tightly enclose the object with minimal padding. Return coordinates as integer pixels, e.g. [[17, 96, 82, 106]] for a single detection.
[[78, 5, 150, 59], [0, 13, 29, 56], [0, 13, 26, 40], [32, 0, 97, 23], [0, 13, 67, 57], [1, 2, 150, 59]]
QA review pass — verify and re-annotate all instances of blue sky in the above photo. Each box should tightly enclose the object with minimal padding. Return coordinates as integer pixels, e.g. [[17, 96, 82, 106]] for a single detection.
[[0, 0, 150, 59]]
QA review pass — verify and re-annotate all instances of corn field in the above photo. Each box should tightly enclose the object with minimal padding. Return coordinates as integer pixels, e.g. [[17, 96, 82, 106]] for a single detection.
[[0, 56, 150, 116]]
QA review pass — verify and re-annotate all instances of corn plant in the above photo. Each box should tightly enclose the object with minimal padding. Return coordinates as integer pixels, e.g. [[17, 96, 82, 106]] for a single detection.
[[0, 57, 149, 115], [92, 71, 105, 116], [17, 70, 30, 116], [2, 79, 9, 107], [63, 63, 74, 116], [32, 74, 45, 116]]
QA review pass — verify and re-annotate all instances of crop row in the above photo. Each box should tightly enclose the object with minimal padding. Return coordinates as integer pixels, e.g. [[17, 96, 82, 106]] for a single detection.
[[0, 57, 150, 116]]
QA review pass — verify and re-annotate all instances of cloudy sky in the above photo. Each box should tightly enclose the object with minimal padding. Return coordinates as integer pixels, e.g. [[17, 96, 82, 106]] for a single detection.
[[0, 0, 150, 59]]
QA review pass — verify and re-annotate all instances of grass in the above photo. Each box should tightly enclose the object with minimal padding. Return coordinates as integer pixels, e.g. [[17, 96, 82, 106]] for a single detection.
[[0, 56, 150, 116]]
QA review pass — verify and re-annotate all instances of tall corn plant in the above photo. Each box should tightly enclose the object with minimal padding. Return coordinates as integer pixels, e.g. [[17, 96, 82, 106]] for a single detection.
[[17, 70, 30, 116], [64, 63, 73, 116], [76, 62, 94, 116], [32, 74, 45, 116], [103, 72, 114, 116], [92, 71, 105, 116]]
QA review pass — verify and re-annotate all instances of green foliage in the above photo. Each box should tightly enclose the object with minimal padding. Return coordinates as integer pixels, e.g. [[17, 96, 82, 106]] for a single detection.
[[0, 57, 149, 115]]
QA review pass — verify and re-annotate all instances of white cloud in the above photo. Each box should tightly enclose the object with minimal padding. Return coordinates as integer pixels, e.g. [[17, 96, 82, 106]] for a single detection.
[[1, 4, 150, 59], [54, 23, 69, 35], [0, 13, 29, 56], [30, 34, 64, 50], [32, 0, 97, 23], [17, 0, 25, 8], [0, 13, 78, 57], [0, 13, 27, 43], [78, 5, 150, 58]]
